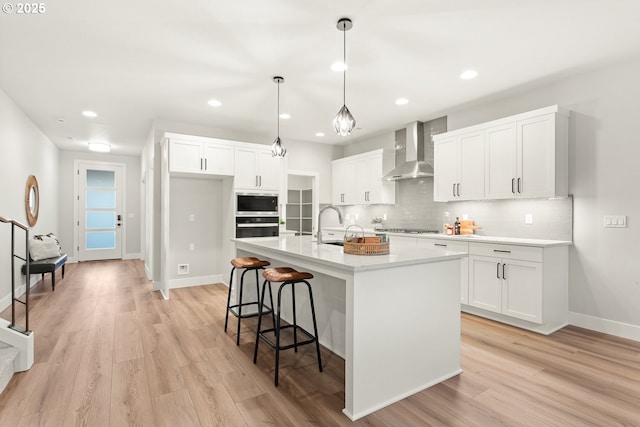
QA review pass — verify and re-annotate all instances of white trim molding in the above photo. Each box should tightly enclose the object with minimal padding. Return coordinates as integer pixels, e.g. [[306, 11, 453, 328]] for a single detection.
[[168, 274, 224, 290], [569, 311, 640, 343]]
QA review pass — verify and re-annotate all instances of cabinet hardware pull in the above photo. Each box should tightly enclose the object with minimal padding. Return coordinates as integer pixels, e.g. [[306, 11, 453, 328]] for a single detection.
[[200, 158, 203, 170], [452, 183, 456, 197], [511, 178, 515, 194], [517, 177, 521, 193], [497, 262, 501, 279], [435, 243, 447, 247], [502, 263, 506, 280], [457, 183, 461, 197], [494, 249, 511, 253], [205, 158, 207, 171], [255, 176, 258, 187], [259, 176, 262, 187]]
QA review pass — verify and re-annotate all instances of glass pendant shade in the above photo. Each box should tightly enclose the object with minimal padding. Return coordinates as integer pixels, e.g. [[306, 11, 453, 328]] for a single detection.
[[333, 104, 356, 136], [271, 136, 286, 157], [271, 76, 286, 157]]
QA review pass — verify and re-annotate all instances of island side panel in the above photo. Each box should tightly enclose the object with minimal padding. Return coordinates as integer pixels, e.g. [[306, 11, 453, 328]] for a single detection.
[[344, 259, 462, 420]]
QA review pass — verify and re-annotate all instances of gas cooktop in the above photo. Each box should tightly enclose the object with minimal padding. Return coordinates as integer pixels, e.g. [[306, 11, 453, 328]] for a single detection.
[[374, 228, 440, 234]]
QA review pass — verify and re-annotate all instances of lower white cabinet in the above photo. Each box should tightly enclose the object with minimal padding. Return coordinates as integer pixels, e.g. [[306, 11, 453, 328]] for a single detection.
[[466, 242, 567, 333]]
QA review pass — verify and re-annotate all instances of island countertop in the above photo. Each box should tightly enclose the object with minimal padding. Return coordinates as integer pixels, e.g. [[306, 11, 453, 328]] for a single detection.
[[233, 235, 466, 273]]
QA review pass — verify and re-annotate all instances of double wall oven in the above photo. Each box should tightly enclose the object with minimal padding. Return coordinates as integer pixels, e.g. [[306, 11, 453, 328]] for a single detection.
[[235, 193, 279, 238]]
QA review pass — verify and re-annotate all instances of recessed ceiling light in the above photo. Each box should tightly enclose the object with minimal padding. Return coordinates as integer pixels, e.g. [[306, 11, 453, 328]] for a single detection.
[[88, 142, 111, 152], [279, 113, 290, 119], [460, 69, 478, 80], [82, 110, 98, 118], [315, 132, 325, 137], [57, 118, 65, 123], [207, 99, 222, 107], [395, 98, 409, 105], [331, 61, 347, 72]]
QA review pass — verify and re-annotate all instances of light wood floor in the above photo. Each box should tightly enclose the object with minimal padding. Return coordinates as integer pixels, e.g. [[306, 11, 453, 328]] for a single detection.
[[1, 259, 639, 426]]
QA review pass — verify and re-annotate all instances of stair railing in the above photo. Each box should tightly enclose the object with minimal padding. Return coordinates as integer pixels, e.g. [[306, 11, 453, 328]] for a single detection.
[[0, 216, 31, 334]]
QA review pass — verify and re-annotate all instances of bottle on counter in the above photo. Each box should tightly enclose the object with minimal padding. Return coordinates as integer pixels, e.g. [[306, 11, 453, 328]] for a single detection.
[[454, 217, 460, 235], [442, 211, 451, 233]]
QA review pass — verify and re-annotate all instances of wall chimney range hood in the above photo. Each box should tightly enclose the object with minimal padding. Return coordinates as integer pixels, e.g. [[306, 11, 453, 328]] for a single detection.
[[383, 121, 433, 181]]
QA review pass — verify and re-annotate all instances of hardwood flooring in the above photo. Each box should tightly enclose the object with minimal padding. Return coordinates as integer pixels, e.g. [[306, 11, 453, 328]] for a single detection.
[[1, 259, 639, 426]]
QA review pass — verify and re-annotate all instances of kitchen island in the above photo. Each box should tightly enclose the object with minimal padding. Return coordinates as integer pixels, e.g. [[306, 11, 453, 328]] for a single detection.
[[233, 235, 466, 420]]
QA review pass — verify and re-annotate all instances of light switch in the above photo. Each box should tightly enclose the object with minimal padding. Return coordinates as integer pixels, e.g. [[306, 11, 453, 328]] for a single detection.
[[604, 215, 627, 228], [189, 214, 195, 222], [525, 214, 533, 225]]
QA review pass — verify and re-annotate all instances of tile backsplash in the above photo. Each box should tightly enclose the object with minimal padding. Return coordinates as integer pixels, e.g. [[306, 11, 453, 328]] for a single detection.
[[341, 178, 573, 241]]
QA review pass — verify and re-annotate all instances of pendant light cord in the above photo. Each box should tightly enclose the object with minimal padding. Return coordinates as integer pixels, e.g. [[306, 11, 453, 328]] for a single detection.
[[342, 23, 347, 106], [277, 80, 280, 137]]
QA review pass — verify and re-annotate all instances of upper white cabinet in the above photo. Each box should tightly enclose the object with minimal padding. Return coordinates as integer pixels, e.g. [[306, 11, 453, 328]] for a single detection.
[[234, 147, 281, 191], [168, 138, 234, 176], [434, 130, 485, 201], [433, 105, 569, 201], [332, 149, 395, 205]]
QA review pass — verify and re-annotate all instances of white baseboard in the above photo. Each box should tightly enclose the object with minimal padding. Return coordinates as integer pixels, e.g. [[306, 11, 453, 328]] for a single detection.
[[168, 274, 224, 290], [124, 252, 142, 260], [569, 311, 640, 342], [0, 275, 40, 313]]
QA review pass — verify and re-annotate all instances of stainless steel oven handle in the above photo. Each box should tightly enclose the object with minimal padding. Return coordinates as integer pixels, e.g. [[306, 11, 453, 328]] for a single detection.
[[236, 223, 279, 228]]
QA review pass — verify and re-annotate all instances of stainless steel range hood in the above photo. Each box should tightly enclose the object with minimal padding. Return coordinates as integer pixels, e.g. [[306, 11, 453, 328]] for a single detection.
[[383, 121, 433, 181]]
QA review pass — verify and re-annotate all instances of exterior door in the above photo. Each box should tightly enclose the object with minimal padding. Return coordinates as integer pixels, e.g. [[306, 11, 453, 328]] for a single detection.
[[78, 163, 124, 261]]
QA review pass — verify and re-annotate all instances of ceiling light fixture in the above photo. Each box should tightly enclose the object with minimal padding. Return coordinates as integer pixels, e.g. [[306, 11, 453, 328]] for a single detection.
[[333, 17, 356, 136], [460, 69, 478, 80], [271, 76, 287, 158], [315, 132, 325, 137], [331, 61, 347, 72], [88, 142, 111, 153], [82, 110, 98, 118], [395, 98, 409, 105], [207, 99, 222, 107], [279, 113, 291, 119]]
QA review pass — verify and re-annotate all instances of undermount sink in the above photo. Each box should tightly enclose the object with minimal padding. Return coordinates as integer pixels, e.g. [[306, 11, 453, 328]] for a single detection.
[[323, 241, 344, 247]]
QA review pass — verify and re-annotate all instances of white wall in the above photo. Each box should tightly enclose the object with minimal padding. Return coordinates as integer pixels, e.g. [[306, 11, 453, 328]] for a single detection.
[[58, 151, 142, 260], [0, 88, 59, 306]]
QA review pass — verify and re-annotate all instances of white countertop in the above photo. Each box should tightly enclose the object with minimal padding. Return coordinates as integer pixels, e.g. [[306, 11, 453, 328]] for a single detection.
[[233, 235, 466, 273], [323, 227, 572, 248]]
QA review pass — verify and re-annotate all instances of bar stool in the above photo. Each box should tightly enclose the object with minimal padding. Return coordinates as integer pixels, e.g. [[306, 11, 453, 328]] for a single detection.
[[225, 257, 274, 345], [253, 267, 323, 386]]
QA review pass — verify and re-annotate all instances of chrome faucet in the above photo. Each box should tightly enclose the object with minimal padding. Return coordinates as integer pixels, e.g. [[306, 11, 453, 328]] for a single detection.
[[317, 205, 343, 244]]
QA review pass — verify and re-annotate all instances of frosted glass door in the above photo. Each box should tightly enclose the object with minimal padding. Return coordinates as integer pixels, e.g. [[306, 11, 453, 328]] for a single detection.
[[78, 163, 123, 261]]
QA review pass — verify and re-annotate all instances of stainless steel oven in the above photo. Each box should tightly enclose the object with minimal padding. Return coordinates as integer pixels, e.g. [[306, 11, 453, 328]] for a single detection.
[[235, 193, 279, 238]]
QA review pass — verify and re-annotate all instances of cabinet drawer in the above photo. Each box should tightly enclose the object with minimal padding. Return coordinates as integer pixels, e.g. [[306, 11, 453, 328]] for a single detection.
[[417, 238, 468, 253], [469, 242, 542, 262]]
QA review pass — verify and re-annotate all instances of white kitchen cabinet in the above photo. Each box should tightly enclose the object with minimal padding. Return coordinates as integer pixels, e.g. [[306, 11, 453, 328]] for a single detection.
[[169, 138, 234, 176], [332, 149, 395, 205], [434, 130, 485, 201], [485, 112, 568, 199], [417, 238, 469, 304], [234, 147, 281, 191], [466, 242, 568, 333]]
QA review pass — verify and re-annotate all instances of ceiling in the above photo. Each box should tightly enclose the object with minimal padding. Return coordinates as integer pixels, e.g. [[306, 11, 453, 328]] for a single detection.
[[2, 0, 640, 156]]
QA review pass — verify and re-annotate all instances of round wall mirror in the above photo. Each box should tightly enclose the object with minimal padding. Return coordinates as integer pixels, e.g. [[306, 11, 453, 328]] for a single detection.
[[25, 175, 39, 227]]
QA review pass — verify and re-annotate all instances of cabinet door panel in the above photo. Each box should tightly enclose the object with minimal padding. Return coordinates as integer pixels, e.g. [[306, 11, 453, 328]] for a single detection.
[[469, 255, 502, 313], [502, 260, 542, 323], [257, 151, 280, 190], [169, 140, 202, 174], [518, 114, 554, 198], [235, 148, 258, 188], [203, 143, 234, 175], [459, 131, 485, 200], [485, 123, 517, 199], [434, 137, 458, 201]]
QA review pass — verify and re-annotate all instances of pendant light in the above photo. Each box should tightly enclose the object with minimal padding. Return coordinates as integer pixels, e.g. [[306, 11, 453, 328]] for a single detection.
[[271, 76, 287, 157], [333, 17, 356, 136]]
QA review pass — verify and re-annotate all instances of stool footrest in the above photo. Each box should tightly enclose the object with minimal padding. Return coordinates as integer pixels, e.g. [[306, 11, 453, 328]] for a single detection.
[[257, 324, 317, 351], [228, 302, 272, 319]]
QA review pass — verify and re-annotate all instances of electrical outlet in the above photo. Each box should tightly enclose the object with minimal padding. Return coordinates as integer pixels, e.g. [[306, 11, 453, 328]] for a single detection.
[[177, 264, 189, 275], [525, 213, 533, 224], [189, 243, 194, 251], [189, 214, 195, 222]]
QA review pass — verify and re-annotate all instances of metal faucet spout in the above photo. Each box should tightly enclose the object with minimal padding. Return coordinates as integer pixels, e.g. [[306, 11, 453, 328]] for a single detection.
[[317, 205, 343, 244]]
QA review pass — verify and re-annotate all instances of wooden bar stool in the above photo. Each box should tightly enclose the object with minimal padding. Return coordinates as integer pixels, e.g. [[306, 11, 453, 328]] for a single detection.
[[225, 257, 274, 345], [253, 267, 323, 386]]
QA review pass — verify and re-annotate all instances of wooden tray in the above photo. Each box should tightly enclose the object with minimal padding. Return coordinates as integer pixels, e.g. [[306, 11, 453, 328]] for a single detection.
[[343, 225, 390, 256]]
